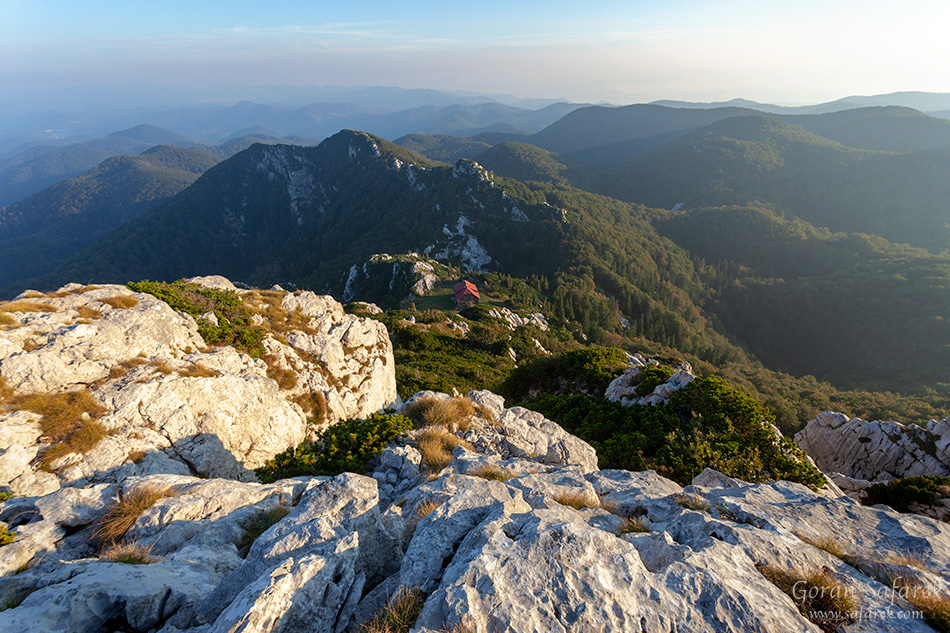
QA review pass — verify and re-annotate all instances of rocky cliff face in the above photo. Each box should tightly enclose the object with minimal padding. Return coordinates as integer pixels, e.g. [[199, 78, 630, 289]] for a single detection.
[[0, 278, 396, 497], [796, 411, 950, 482]]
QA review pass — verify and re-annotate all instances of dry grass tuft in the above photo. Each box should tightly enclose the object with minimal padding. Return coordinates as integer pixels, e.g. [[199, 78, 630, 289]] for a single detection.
[[467, 464, 515, 482], [358, 585, 425, 633], [757, 563, 857, 632], [238, 506, 291, 557], [148, 360, 174, 375], [21, 340, 42, 352], [263, 355, 298, 390], [674, 494, 710, 512], [415, 427, 473, 473], [93, 484, 173, 544], [8, 389, 107, 442], [127, 450, 148, 464], [416, 498, 443, 519], [891, 577, 950, 632], [618, 516, 651, 534], [294, 391, 328, 425], [99, 295, 138, 309], [0, 313, 15, 327], [403, 396, 476, 432], [554, 490, 600, 510], [76, 305, 102, 320], [884, 550, 932, 571], [39, 419, 110, 470], [0, 301, 58, 314], [178, 363, 220, 378], [99, 540, 158, 565], [798, 534, 849, 560]]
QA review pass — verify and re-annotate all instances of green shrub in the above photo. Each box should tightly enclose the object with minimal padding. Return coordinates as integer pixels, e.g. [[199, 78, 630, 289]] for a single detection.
[[256, 413, 413, 482], [634, 365, 675, 397], [128, 280, 266, 356], [524, 375, 825, 488], [500, 347, 631, 401], [0, 525, 15, 546], [862, 475, 950, 512]]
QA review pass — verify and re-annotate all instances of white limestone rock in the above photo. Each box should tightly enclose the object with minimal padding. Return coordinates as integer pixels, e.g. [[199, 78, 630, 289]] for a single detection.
[[795, 411, 950, 481]]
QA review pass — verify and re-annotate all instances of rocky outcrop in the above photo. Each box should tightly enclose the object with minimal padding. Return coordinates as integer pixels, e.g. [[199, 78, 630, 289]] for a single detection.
[[605, 354, 695, 406], [486, 306, 549, 331], [4, 427, 948, 632], [795, 411, 950, 481], [0, 280, 397, 496]]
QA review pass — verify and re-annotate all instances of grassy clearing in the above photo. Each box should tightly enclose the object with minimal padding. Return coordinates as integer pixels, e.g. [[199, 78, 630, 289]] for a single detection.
[[402, 396, 476, 432], [467, 464, 514, 482], [93, 484, 173, 544], [99, 540, 158, 564], [756, 563, 857, 632], [415, 427, 473, 472], [357, 585, 425, 633], [100, 295, 138, 310]]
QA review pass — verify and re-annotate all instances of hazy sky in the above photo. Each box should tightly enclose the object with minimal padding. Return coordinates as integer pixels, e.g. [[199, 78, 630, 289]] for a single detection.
[[2, 0, 949, 107]]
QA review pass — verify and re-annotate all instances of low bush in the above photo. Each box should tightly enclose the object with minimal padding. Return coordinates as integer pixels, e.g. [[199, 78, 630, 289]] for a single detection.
[[523, 374, 826, 489], [256, 413, 413, 482], [0, 524, 15, 546], [862, 475, 950, 512], [500, 347, 631, 401]]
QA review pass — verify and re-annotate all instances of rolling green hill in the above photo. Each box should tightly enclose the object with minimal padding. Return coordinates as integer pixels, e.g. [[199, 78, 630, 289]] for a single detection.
[[0, 145, 218, 288]]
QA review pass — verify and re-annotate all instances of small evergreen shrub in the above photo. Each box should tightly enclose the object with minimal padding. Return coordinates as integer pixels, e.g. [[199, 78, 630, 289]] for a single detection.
[[0, 524, 16, 546], [862, 475, 950, 512], [633, 364, 675, 397], [256, 413, 413, 482], [128, 280, 266, 356], [524, 374, 826, 489], [500, 347, 631, 401]]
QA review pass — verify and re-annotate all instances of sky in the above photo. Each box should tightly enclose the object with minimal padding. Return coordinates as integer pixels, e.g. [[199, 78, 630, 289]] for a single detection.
[[2, 0, 949, 108]]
